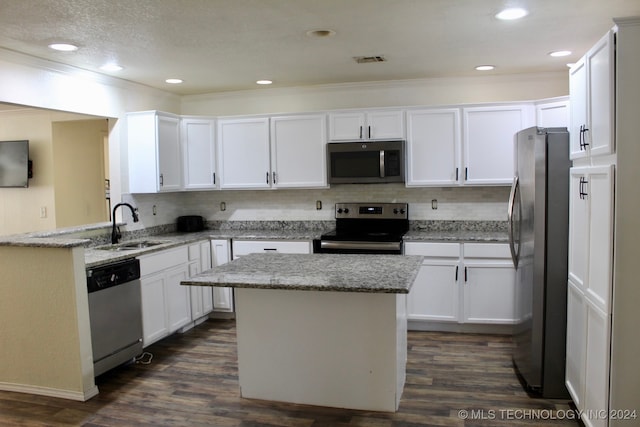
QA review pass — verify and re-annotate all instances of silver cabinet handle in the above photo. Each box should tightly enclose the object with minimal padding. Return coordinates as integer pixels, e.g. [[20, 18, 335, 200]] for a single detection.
[[379, 150, 385, 178], [272, 171, 277, 184], [159, 173, 164, 187], [266, 171, 269, 184]]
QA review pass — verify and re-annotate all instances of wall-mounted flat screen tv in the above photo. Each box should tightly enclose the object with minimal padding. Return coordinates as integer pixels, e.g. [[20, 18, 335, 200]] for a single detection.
[[0, 140, 29, 188]]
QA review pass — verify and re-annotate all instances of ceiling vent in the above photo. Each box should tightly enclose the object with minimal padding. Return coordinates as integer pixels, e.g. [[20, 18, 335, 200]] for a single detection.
[[353, 55, 387, 64]]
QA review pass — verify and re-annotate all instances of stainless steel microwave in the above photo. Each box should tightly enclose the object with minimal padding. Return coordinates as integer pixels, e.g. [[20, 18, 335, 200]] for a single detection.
[[327, 140, 405, 184]]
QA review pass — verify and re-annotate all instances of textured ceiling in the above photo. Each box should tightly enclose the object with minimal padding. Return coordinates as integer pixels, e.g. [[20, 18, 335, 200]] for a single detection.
[[0, 0, 639, 95]]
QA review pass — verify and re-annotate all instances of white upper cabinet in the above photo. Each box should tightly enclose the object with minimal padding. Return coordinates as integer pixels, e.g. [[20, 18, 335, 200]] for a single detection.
[[181, 117, 217, 190], [328, 109, 404, 140], [128, 111, 182, 193], [569, 30, 615, 160], [535, 98, 570, 129], [406, 108, 461, 186], [270, 114, 327, 188], [462, 104, 534, 185], [217, 117, 271, 189]]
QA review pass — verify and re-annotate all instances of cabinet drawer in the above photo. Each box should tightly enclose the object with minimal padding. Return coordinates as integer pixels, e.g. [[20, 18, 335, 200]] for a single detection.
[[404, 242, 460, 257], [139, 246, 189, 276], [188, 243, 201, 261], [232, 240, 311, 258], [463, 243, 511, 259]]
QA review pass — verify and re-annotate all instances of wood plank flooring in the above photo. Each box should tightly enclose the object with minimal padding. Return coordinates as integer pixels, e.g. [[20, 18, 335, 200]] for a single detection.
[[0, 319, 581, 426]]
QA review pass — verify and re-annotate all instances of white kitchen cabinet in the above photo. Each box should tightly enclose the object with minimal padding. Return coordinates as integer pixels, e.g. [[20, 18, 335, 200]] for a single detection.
[[405, 108, 461, 186], [232, 240, 311, 259], [211, 239, 233, 313], [217, 117, 271, 189], [181, 117, 217, 190], [139, 246, 191, 347], [188, 241, 214, 321], [569, 30, 615, 160], [128, 111, 182, 193], [328, 109, 404, 140], [565, 279, 587, 410], [462, 104, 534, 185], [462, 243, 517, 324], [404, 242, 516, 327], [404, 242, 460, 322], [535, 98, 569, 129], [568, 165, 614, 314], [270, 114, 327, 188]]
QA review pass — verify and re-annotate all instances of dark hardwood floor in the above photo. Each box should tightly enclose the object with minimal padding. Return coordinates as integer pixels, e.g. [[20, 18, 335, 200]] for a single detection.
[[0, 319, 580, 426]]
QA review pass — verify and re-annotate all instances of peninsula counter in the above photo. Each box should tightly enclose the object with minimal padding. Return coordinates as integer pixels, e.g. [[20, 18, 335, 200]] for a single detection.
[[183, 253, 423, 412]]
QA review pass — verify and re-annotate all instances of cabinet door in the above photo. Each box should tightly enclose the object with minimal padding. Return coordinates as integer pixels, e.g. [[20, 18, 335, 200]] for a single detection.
[[328, 112, 365, 140], [585, 165, 614, 313], [140, 272, 169, 347], [270, 114, 327, 188], [200, 241, 213, 313], [535, 99, 569, 128], [165, 265, 191, 332], [583, 303, 611, 427], [463, 261, 517, 324], [366, 110, 405, 140], [157, 114, 182, 191], [217, 118, 270, 189], [565, 279, 587, 411], [568, 167, 589, 289], [586, 31, 615, 158], [211, 239, 233, 312], [182, 117, 217, 190], [463, 105, 534, 185], [569, 58, 588, 160], [407, 260, 460, 322], [406, 108, 460, 186]]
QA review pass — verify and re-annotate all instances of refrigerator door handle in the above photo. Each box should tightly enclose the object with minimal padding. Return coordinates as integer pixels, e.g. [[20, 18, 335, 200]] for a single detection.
[[508, 175, 521, 269]]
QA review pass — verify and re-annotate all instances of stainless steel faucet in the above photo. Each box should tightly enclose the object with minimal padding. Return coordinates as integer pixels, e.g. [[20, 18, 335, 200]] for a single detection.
[[111, 202, 139, 244]]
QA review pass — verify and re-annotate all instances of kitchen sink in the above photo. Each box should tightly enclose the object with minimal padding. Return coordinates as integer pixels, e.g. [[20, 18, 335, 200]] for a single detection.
[[96, 241, 169, 251]]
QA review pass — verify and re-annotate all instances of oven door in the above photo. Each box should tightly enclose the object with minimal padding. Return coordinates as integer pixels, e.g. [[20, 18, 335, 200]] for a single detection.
[[328, 140, 405, 184], [313, 239, 403, 255]]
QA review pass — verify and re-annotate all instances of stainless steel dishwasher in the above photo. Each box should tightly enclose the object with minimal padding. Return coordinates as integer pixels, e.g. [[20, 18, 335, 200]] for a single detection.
[[86, 258, 143, 376]]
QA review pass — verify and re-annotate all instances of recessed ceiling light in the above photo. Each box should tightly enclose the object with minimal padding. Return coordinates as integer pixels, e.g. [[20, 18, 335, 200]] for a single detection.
[[48, 43, 78, 52], [306, 29, 336, 38], [100, 63, 124, 72], [256, 80, 273, 85], [165, 78, 183, 84], [549, 50, 572, 57], [495, 7, 529, 20], [475, 65, 495, 71]]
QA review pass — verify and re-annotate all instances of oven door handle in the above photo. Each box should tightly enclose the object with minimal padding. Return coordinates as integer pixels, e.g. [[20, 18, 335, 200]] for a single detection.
[[319, 240, 402, 251], [379, 150, 385, 178]]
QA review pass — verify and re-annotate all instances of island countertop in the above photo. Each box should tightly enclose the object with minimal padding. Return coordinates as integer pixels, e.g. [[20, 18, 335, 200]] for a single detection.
[[183, 253, 423, 294]]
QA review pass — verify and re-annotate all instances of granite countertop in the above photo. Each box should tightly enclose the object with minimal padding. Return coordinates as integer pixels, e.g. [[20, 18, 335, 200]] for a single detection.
[[183, 253, 423, 294], [403, 230, 509, 243]]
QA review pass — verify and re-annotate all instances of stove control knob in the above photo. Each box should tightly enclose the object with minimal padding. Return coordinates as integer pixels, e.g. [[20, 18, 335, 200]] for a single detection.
[[400, 209, 406, 214], [344, 208, 349, 214], [337, 208, 343, 214], [393, 208, 399, 214]]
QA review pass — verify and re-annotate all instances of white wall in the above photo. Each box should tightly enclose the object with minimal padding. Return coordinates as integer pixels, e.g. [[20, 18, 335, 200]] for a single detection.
[[181, 71, 568, 116], [0, 49, 181, 221]]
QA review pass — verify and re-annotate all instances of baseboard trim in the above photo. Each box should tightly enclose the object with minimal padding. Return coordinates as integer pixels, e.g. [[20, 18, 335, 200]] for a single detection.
[[408, 321, 514, 335], [0, 381, 99, 401]]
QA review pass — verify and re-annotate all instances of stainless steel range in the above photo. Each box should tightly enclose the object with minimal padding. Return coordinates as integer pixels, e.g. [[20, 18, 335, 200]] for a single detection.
[[313, 203, 409, 254]]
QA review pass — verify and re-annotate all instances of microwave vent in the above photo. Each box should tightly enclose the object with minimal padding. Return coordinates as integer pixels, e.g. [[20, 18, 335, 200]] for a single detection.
[[354, 55, 387, 64]]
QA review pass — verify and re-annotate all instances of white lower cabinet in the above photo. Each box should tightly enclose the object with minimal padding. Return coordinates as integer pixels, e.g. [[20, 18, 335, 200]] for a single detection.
[[404, 242, 516, 329], [232, 240, 312, 258], [139, 246, 191, 347], [188, 241, 214, 322], [211, 239, 233, 313]]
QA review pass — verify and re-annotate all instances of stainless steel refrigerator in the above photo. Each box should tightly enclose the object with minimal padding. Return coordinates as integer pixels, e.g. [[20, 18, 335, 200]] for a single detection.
[[509, 126, 570, 398]]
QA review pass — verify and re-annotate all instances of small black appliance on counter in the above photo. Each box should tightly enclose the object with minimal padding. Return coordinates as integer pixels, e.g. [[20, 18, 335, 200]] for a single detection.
[[177, 215, 205, 232]]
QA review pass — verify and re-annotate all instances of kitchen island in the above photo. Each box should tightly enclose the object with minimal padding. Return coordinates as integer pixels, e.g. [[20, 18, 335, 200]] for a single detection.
[[183, 253, 423, 412]]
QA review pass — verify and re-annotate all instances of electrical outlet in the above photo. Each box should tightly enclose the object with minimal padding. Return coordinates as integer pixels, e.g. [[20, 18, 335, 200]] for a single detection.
[[152, 205, 157, 216], [431, 199, 438, 210], [39, 206, 47, 218]]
